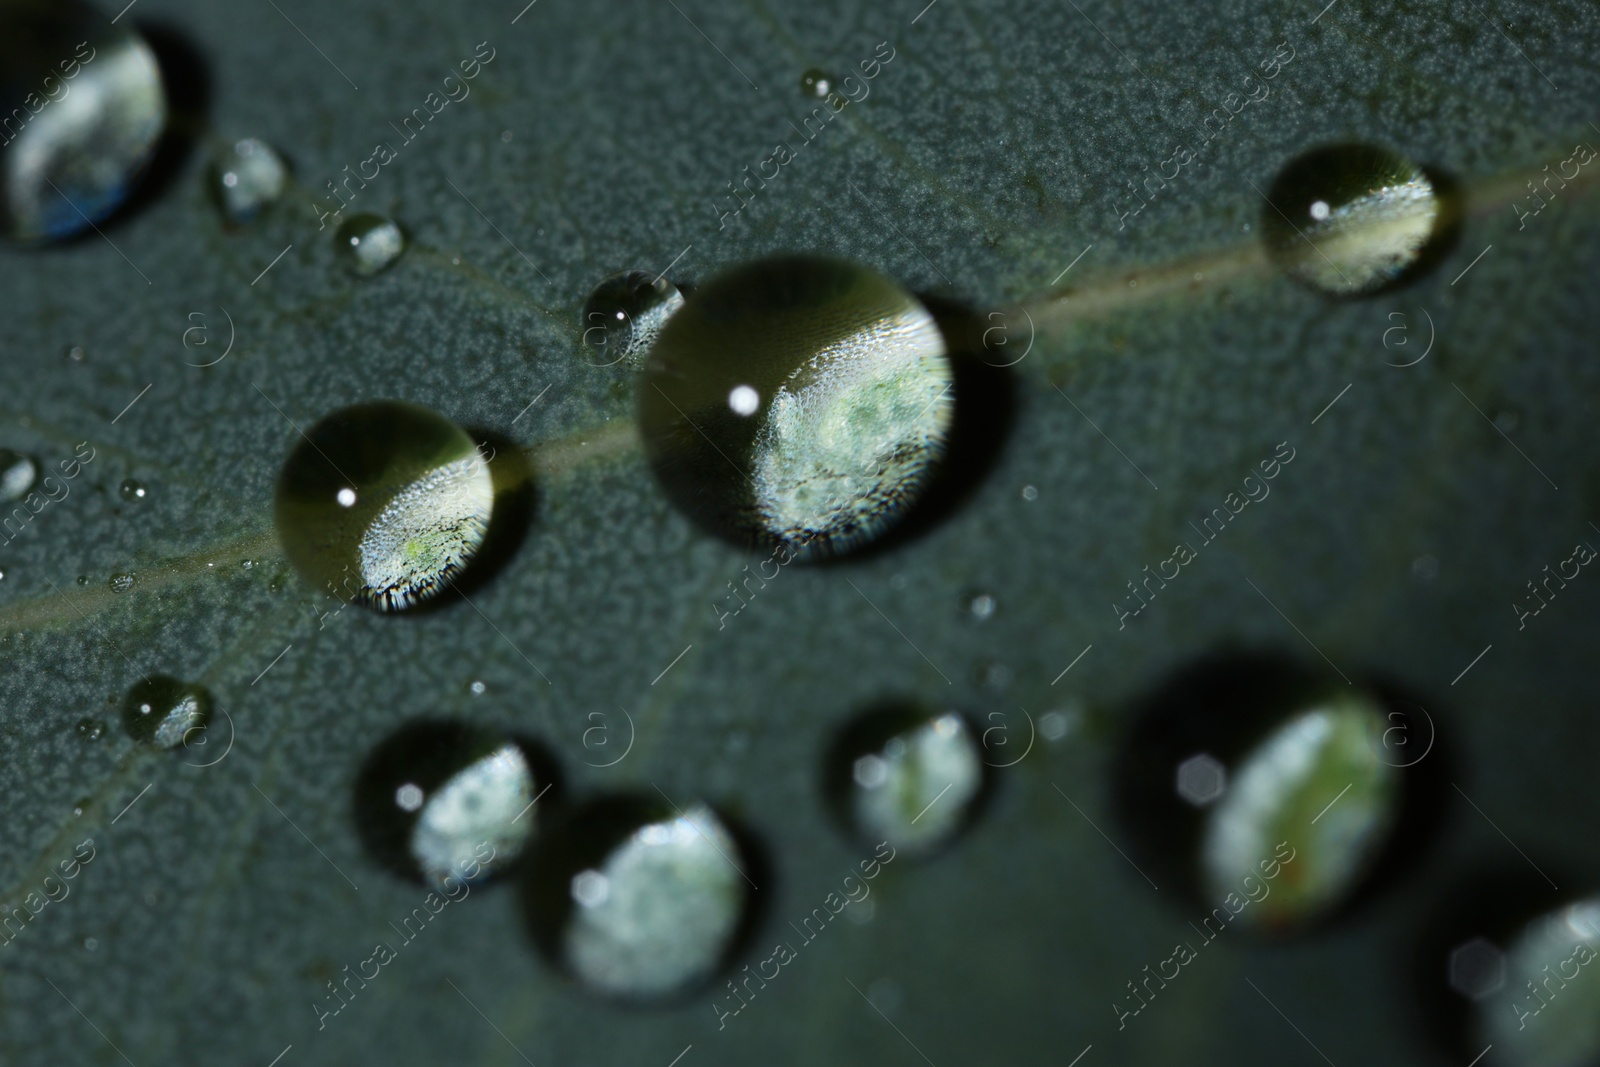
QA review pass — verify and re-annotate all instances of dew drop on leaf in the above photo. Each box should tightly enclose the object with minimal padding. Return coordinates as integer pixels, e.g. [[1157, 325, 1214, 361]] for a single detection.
[[0, 0, 166, 242], [273, 400, 494, 612], [118, 477, 145, 501], [828, 707, 985, 858], [799, 68, 832, 98], [210, 137, 287, 226], [580, 269, 684, 367], [334, 212, 405, 277], [1261, 144, 1444, 296], [0, 448, 38, 500], [122, 676, 210, 749], [639, 255, 954, 558], [523, 796, 752, 1001], [353, 721, 541, 889], [108, 571, 135, 593]]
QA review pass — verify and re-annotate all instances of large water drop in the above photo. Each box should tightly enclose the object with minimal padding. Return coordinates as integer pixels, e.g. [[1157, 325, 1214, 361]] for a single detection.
[[639, 255, 953, 558], [524, 796, 752, 1001], [0, 0, 167, 242], [273, 400, 494, 612], [353, 721, 541, 888]]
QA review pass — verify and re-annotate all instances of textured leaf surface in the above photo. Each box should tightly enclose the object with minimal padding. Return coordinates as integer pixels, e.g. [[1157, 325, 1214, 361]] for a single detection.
[[2, 0, 1598, 1064]]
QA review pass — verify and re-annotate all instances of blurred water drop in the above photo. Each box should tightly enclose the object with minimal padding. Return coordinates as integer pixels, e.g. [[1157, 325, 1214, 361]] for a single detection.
[[963, 592, 996, 622], [118, 477, 145, 501], [334, 212, 405, 277], [829, 708, 984, 858], [1478, 898, 1600, 1066], [0, 0, 167, 242], [0, 449, 37, 500], [353, 721, 542, 888], [273, 401, 493, 612], [800, 68, 832, 98], [581, 270, 684, 367], [108, 572, 135, 593], [210, 137, 286, 226], [63, 344, 84, 361], [640, 255, 954, 558], [1262, 144, 1444, 295], [122, 676, 210, 749], [524, 796, 752, 1001]]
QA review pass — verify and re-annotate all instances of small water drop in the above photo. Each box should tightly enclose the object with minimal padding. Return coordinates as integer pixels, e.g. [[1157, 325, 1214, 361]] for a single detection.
[[240, 558, 254, 570], [523, 795, 752, 1001], [499, 129, 513, 143], [354, 721, 542, 888], [75, 717, 105, 741], [1020, 484, 1038, 501], [1262, 144, 1444, 295], [122, 677, 210, 749], [108, 572, 135, 593], [640, 255, 954, 558], [334, 212, 406, 277], [800, 68, 833, 98], [829, 708, 985, 858], [75, 574, 88, 585], [83, 936, 98, 951], [273, 401, 494, 612], [118, 478, 146, 501], [0, 450, 38, 501], [0, 1, 167, 242], [963, 592, 996, 622], [581, 270, 685, 367], [63, 345, 85, 362], [469, 680, 486, 695], [210, 138, 288, 225]]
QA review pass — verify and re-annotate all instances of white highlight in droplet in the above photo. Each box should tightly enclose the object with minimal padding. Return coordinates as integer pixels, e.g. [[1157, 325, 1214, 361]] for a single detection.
[[728, 385, 760, 416], [337, 488, 357, 507]]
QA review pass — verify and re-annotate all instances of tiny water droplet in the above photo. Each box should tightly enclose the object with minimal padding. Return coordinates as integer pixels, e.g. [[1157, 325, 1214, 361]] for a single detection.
[[240, 558, 253, 569], [354, 721, 542, 888], [75, 574, 88, 585], [108, 572, 135, 593], [829, 708, 985, 858], [469, 680, 486, 695], [118, 478, 146, 501], [0, 1, 167, 242], [334, 212, 406, 277], [524, 796, 752, 1001], [0, 450, 38, 501], [210, 138, 288, 225], [1020, 484, 1038, 501], [1262, 144, 1444, 295], [75, 717, 105, 741], [581, 270, 685, 367], [640, 256, 954, 558], [1038, 708, 1075, 741], [82, 936, 98, 951], [273, 401, 494, 612], [63, 345, 85, 362], [800, 68, 833, 98], [500, 129, 513, 143], [122, 677, 211, 749], [963, 592, 996, 622]]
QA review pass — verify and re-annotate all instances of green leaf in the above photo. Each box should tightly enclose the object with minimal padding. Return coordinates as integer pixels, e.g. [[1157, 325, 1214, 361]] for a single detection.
[[2, 0, 1598, 1063]]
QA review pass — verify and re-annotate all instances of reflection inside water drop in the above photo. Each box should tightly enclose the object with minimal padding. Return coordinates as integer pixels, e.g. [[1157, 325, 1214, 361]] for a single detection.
[[581, 270, 685, 367], [831, 708, 984, 858], [122, 676, 210, 749], [211, 138, 287, 226], [334, 212, 405, 277]]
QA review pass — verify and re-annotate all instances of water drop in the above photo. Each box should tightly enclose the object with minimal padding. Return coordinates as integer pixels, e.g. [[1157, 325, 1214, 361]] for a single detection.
[[829, 708, 985, 858], [353, 721, 543, 888], [0, 450, 38, 501], [523, 796, 752, 1001], [800, 68, 832, 98], [1262, 144, 1444, 295], [273, 400, 494, 612], [118, 477, 145, 501], [108, 572, 135, 593], [1474, 898, 1600, 1066], [122, 677, 210, 749], [963, 592, 996, 622], [74, 574, 87, 585], [63, 344, 85, 361], [0, 0, 167, 242], [75, 716, 105, 741], [82, 936, 98, 951], [210, 138, 287, 225], [581, 270, 685, 367], [1116, 657, 1411, 932], [469, 680, 486, 695], [1020, 484, 1038, 502], [640, 255, 954, 558], [334, 212, 405, 277]]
